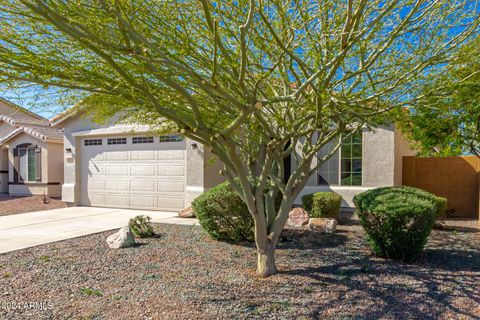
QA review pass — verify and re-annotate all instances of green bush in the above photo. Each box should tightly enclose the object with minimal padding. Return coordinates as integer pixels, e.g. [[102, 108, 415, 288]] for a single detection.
[[129, 215, 154, 238], [301, 192, 343, 219], [353, 186, 439, 261], [435, 196, 448, 219], [192, 181, 254, 242]]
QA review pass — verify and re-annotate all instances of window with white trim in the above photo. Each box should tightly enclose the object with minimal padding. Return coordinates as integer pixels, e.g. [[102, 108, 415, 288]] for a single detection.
[[132, 136, 154, 144], [107, 137, 127, 145], [317, 131, 363, 186], [159, 135, 183, 143], [84, 139, 102, 146]]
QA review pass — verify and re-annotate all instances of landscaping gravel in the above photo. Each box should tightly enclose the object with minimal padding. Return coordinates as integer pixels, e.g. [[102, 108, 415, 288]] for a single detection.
[[0, 219, 479, 319], [0, 195, 66, 216]]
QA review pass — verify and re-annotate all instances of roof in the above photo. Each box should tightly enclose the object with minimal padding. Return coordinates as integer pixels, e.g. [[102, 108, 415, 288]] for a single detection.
[[0, 124, 63, 144], [0, 115, 49, 127], [0, 97, 47, 121], [50, 104, 83, 127], [0, 98, 63, 144]]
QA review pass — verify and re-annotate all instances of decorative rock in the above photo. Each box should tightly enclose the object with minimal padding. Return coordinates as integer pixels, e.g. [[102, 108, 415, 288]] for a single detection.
[[106, 226, 136, 249], [308, 218, 337, 233], [288, 208, 310, 227], [178, 207, 195, 218], [433, 221, 447, 230]]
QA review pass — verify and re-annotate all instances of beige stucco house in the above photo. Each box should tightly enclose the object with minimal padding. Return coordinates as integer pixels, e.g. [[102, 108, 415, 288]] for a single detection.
[[51, 109, 414, 211], [0, 98, 64, 197]]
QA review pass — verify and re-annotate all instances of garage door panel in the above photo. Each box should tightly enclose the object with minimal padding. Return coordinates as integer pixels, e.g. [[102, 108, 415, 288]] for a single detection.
[[130, 195, 155, 208], [105, 180, 128, 191], [87, 180, 105, 190], [105, 195, 129, 206], [130, 180, 156, 192], [105, 165, 129, 176], [158, 150, 185, 160], [158, 181, 184, 192], [131, 150, 156, 160], [106, 151, 129, 161], [85, 194, 104, 205], [80, 136, 186, 211], [131, 165, 155, 176], [157, 165, 184, 176], [157, 197, 184, 209]]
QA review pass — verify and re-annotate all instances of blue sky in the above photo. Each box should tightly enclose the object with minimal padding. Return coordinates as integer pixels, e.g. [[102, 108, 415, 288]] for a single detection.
[[0, 86, 69, 119]]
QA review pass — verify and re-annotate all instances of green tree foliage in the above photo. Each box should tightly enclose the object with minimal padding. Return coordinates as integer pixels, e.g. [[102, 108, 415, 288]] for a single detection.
[[396, 36, 480, 156], [0, 0, 478, 276]]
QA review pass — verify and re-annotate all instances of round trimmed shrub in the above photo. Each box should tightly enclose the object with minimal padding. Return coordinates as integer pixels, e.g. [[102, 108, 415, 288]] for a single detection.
[[353, 186, 439, 261], [301, 192, 343, 219], [191, 181, 254, 242]]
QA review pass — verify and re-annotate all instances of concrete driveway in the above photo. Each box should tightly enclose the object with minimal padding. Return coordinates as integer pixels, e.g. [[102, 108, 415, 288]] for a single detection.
[[0, 207, 197, 254]]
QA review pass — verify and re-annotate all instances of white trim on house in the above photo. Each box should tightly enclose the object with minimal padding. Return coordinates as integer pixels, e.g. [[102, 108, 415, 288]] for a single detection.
[[71, 125, 152, 137]]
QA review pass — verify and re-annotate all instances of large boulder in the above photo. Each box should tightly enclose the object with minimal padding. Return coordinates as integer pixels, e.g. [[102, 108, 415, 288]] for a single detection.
[[308, 218, 337, 233], [106, 226, 136, 249], [178, 206, 195, 218], [288, 208, 310, 227]]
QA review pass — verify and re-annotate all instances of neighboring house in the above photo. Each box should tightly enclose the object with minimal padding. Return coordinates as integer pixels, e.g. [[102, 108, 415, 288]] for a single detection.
[[52, 109, 415, 211], [0, 98, 64, 197]]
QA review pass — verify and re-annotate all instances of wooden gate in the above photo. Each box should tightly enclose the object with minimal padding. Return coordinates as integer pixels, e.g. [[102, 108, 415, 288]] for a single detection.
[[402, 156, 480, 219]]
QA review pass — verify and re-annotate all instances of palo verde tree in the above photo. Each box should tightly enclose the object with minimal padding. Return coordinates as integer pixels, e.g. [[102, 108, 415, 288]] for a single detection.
[[396, 35, 480, 156], [0, 1, 478, 276]]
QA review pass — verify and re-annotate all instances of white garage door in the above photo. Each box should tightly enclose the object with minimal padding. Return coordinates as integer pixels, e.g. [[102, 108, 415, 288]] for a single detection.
[[79, 135, 186, 211]]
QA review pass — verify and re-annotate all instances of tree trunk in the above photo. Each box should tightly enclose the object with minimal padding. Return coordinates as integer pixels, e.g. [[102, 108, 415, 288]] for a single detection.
[[256, 242, 277, 277], [252, 193, 293, 277]]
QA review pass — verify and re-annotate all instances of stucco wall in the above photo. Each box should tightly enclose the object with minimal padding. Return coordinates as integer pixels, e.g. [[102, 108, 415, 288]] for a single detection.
[[47, 142, 64, 185], [393, 128, 416, 185], [203, 148, 225, 189], [184, 138, 205, 206], [362, 125, 396, 187]]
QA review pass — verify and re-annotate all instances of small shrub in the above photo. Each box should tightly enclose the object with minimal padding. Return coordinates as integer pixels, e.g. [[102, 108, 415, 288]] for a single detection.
[[80, 287, 103, 297], [38, 255, 51, 263], [128, 215, 154, 238], [353, 186, 438, 261], [192, 181, 254, 242], [435, 196, 448, 219], [301, 192, 343, 219]]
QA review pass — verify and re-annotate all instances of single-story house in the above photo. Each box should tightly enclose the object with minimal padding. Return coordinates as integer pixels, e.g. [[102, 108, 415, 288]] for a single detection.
[[51, 109, 415, 211], [0, 98, 64, 196]]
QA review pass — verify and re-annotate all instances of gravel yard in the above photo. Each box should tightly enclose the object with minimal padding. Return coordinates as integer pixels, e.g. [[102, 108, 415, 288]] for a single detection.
[[0, 194, 66, 216], [0, 219, 479, 320]]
